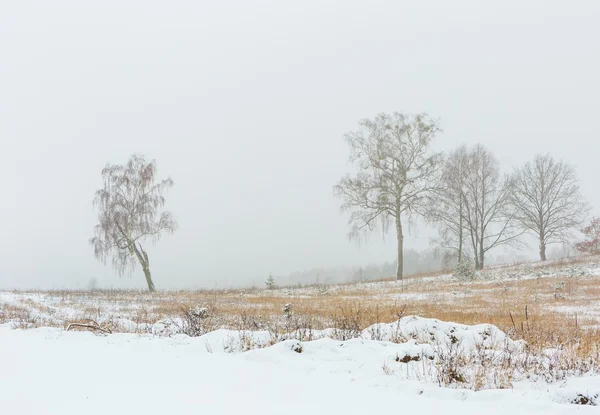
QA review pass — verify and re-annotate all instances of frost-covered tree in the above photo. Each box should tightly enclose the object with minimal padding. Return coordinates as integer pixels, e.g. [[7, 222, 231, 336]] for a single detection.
[[265, 273, 276, 290], [461, 145, 522, 269], [90, 154, 177, 292], [426, 145, 469, 265], [334, 112, 443, 280], [510, 154, 589, 261], [428, 144, 521, 270]]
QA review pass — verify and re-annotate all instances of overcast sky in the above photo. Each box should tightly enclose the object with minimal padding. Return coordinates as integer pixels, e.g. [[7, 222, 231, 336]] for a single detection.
[[1, 1, 599, 290]]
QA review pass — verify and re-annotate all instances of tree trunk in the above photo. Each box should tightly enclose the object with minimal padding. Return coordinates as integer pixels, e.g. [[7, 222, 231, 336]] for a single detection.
[[538, 210, 547, 261], [396, 217, 404, 280], [469, 227, 479, 269], [142, 267, 156, 292], [478, 218, 485, 270], [478, 239, 485, 270], [133, 243, 156, 292], [539, 240, 547, 262], [458, 196, 463, 263]]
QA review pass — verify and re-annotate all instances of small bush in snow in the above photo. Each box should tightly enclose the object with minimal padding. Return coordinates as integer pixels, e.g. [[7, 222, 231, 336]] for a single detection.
[[291, 341, 303, 353], [269, 314, 317, 343], [283, 303, 293, 319], [317, 285, 329, 295], [190, 306, 209, 319], [571, 393, 598, 406], [453, 258, 476, 280], [10, 309, 40, 330], [157, 305, 213, 337], [184, 306, 211, 337], [330, 305, 363, 341]]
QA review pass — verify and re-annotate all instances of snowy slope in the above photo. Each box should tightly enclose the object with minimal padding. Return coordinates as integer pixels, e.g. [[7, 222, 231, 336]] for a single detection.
[[1, 323, 598, 414]]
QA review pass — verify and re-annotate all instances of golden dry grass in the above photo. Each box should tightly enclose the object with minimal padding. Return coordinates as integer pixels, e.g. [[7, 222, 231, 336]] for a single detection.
[[2, 257, 599, 359]]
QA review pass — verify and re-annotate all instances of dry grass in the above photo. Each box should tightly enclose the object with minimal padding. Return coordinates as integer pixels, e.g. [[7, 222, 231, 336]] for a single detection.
[[2, 257, 600, 364], [2, 258, 600, 390]]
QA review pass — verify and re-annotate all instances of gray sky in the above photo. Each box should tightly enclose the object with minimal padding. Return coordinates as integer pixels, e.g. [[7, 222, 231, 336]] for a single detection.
[[1, 1, 599, 289]]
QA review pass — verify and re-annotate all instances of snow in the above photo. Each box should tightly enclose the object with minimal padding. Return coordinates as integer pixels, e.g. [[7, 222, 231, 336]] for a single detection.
[[2, 257, 599, 333], [1, 320, 598, 413], [2, 257, 600, 412], [363, 316, 524, 350]]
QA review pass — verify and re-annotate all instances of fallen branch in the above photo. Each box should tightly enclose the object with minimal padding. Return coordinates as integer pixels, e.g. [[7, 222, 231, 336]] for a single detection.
[[66, 320, 112, 334]]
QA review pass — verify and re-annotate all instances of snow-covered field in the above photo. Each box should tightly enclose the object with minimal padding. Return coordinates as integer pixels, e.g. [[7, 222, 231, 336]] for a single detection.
[[1, 319, 598, 414], [2, 257, 600, 333], [2, 257, 600, 412]]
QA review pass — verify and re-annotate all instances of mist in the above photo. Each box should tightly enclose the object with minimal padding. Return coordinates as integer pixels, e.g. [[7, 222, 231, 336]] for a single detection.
[[1, 1, 599, 290]]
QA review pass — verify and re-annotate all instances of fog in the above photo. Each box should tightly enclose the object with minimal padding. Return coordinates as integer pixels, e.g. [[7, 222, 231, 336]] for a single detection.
[[1, 1, 599, 290]]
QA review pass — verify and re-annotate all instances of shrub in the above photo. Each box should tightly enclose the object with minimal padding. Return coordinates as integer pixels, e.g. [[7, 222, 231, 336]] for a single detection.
[[282, 303, 293, 319], [576, 217, 600, 255], [453, 258, 476, 280], [167, 305, 213, 337]]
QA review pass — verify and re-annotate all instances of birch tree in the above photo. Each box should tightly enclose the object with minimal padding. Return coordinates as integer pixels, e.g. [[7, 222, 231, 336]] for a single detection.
[[426, 144, 469, 265], [90, 154, 177, 292], [461, 144, 522, 269], [511, 154, 589, 261], [333, 112, 443, 280]]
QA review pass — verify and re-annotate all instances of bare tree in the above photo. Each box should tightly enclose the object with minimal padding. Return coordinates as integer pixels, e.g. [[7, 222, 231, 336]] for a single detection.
[[461, 144, 522, 269], [511, 154, 589, 261], [333, 112, 443, 280], [426, 144, 469, 265], [90, 154, 177, 292]]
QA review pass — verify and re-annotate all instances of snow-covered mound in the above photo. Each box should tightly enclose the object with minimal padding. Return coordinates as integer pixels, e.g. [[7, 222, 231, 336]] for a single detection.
[[152, 315, 524, 356], [147, 315, 600, 391], [362, 315, 525, 353], [149, 316, 535, 389], [2, 322, 599, 414]]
